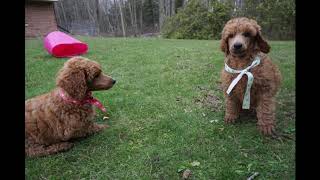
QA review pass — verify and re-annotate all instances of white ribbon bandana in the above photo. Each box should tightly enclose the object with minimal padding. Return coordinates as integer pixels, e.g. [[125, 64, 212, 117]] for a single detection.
[[224, 56, 261, 109]]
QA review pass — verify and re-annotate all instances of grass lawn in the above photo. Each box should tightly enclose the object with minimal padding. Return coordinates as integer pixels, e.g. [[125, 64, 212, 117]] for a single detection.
[[25, 37, 295, 179]]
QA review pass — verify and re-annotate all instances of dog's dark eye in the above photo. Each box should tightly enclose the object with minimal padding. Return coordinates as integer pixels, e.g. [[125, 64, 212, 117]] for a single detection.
[[88, 73, 99, 84], [94, 73, 100, 78], [229, 34, 234, 38], [243, 32, 251, 37]]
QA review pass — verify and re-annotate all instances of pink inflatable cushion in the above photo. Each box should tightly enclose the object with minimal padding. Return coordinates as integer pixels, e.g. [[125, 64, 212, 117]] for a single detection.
[[44, 31, 88, 58]]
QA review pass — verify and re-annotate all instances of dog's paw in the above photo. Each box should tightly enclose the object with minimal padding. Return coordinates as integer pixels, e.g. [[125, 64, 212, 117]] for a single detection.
[[57, 142, 74, 150], [224, 115, 238, 124], [92, 124, 109, 132], [100, 124, 110, 129], [258, 124, 275, 135]]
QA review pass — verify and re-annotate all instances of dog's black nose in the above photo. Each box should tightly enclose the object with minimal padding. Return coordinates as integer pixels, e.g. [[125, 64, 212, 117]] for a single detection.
[[112, 80, 116, 84], [233, 43, 243, 50]]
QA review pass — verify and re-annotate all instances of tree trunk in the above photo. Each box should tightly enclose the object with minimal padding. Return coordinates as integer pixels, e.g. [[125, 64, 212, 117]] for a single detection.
[[140, 0, 144, 34], [128, 0, 136, 35], [133, 0, 138, 35], [171, 0, 175, 16], [159, 0, 165, 30], [113, 0, 119, 35], [159, 0, 175, 31], [95, 0, 100, 35], [118, 0, 126, 37], [103, 0, 114, 34]]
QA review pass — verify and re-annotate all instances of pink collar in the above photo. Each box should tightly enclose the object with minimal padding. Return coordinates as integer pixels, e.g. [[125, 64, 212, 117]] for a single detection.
[[59, 89, 106, 112]]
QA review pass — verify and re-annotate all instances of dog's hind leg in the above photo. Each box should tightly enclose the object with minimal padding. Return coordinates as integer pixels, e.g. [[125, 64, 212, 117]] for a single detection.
[[25, 142, 74, 158]]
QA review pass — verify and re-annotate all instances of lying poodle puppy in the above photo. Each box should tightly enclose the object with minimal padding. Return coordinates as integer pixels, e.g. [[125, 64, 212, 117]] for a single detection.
[[220, 17, 282, 135], [25, 56, 116, 157]]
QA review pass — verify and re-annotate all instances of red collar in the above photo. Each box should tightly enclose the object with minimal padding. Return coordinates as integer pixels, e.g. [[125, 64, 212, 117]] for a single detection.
[[59, 89, 106, 112]]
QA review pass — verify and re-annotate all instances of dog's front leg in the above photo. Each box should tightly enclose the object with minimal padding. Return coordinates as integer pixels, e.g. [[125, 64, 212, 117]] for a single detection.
[[224, 96, 240, 123], [256, 94, 276, 135], [86, 123, 109, 135]]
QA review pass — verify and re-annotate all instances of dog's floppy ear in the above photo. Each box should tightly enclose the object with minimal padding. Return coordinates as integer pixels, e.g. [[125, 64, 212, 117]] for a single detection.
[[256, 32, 270, 53], [56, 66, 87, 100], [252, 21, 270, 53], [220, 29, 229, 55]]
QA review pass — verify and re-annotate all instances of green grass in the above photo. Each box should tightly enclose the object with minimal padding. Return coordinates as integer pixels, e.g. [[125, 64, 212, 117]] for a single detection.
[[25, 37, 295, 179]]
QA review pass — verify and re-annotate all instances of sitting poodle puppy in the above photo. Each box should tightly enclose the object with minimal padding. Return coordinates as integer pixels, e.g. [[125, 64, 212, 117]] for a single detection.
[[220, 17, 282, 135], [25, 56, 116, 157]]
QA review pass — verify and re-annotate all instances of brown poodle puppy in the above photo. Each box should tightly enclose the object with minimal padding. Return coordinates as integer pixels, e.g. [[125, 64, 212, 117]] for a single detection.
[[25, 56, 116, 157], [220, 17, 282, 135]]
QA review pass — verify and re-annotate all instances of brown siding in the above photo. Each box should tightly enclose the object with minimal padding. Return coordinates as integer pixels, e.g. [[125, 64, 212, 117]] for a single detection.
[[25, 2, 58, 37]]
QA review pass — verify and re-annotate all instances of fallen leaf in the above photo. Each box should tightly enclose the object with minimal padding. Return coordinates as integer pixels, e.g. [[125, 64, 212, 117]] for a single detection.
[[191, 161, 200, 167], [210, 119, 219, 123]]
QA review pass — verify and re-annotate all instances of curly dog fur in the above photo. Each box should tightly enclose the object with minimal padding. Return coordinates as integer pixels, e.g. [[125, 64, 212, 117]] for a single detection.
[[25, 57, 116, 157], [220, 17, 282, 135]]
